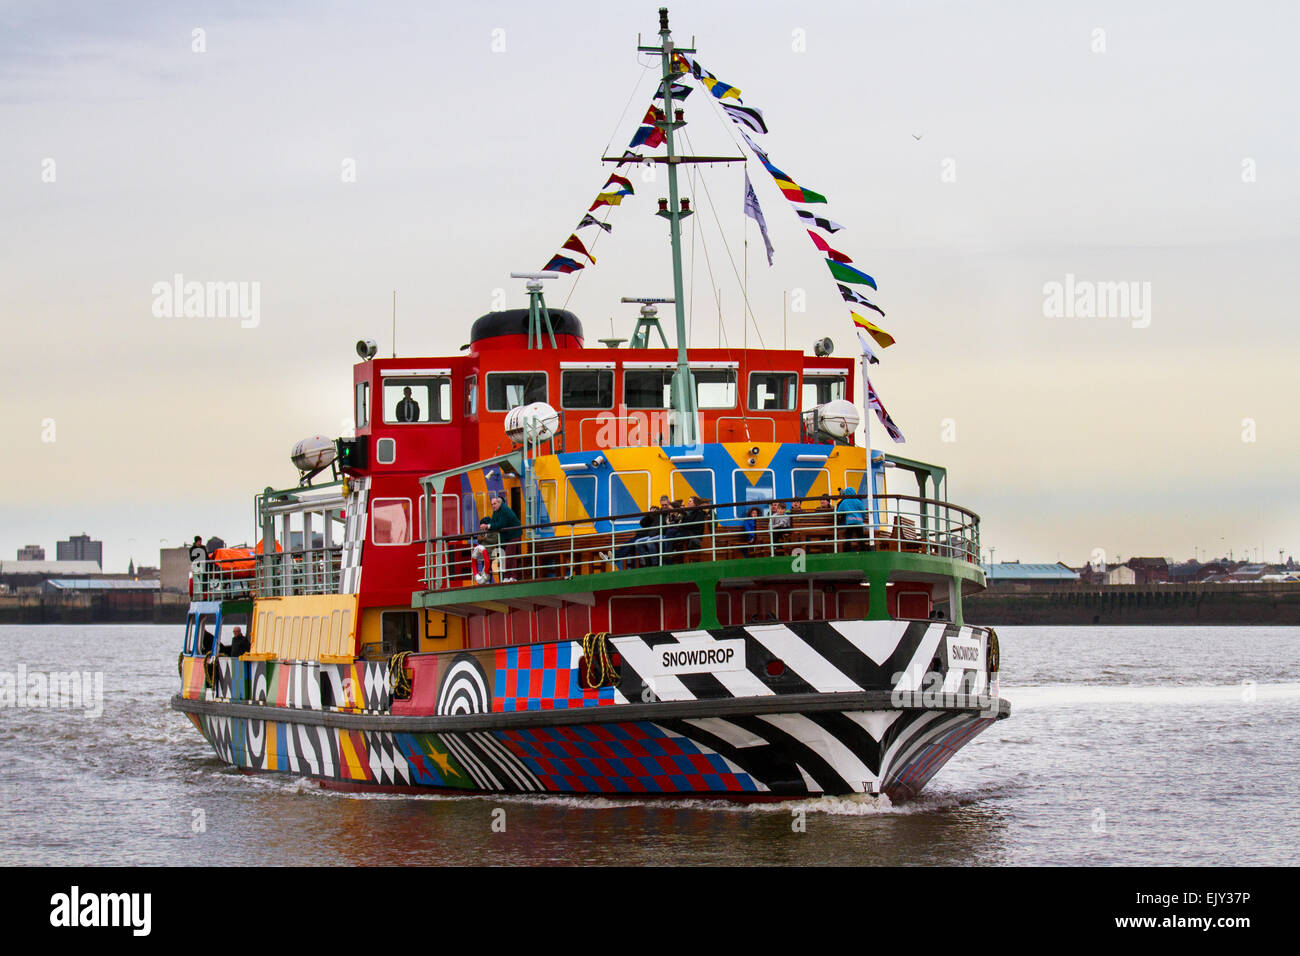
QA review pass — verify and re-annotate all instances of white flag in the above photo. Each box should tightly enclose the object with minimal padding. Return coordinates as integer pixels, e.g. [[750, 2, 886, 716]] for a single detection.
[[743, 170, 775, 266], [855, 331, 880, 366]]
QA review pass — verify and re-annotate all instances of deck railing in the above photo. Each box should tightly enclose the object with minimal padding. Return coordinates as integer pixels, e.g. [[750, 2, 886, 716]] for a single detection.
[[191, 546, 343, 601], [419, 493, 979, 592]]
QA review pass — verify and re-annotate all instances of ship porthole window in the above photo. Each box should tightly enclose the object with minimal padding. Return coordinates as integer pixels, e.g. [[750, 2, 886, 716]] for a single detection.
[[376, 437, 396, 465]]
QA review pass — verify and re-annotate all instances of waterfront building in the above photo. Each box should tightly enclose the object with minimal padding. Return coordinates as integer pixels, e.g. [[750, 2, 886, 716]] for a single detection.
[[56, 533, 103, 568]]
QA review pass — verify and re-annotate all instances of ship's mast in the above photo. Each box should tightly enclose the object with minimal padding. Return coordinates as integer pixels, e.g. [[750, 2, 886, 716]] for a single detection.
[[620, 9, 744, 445], [648, 8, 695, 445]]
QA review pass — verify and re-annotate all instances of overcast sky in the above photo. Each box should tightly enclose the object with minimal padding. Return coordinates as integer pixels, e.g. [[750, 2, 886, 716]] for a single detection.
[[3, 0, 1297, 571]]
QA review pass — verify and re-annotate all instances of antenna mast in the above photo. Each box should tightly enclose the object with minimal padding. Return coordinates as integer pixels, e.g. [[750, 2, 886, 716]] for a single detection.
[[622, 8, 744, 445]]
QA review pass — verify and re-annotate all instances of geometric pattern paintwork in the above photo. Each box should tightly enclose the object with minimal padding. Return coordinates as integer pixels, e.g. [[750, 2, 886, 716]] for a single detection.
[[493, 642, 617, 712], [183, 619, 1002, 799]]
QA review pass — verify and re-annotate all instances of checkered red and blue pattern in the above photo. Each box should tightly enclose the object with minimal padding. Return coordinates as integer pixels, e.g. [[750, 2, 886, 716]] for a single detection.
[[493, 643, 617, 712], [495, 722, 760, 793]]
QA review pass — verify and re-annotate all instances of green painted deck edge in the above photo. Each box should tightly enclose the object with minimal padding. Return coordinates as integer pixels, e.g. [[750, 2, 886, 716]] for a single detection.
[[412, 551, 984, 616]]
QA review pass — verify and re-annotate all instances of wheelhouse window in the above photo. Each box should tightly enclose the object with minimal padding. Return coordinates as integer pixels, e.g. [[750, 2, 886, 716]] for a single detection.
[[624, 368, 736, 409], [748, 372, 799, 411], [561, 369, 613, 409], [802, 374, 845, 409], [355, 381, 370, 428], [464, 375, 478, 417], [695, 369, 737, 409], [486, 372, 548, 411], [624, 369, 673, 409], [382, 377, 451, 424]]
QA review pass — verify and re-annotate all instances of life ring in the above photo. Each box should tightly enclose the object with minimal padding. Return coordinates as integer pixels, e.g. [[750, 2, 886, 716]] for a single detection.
[[471, 544, 492, 584]]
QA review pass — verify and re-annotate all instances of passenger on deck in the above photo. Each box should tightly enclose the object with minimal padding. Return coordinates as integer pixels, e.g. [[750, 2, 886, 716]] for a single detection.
[[770, 500, 792, 544], [229, 626, 251, 657], [836, 489, 867, 550], [632, 495, 673, 566], [667, 495, 709, 560], [487, 494, 522, 580], [620, 506, 663, 568], [396, 386, 420, 423], [742, 507, 762, 546]]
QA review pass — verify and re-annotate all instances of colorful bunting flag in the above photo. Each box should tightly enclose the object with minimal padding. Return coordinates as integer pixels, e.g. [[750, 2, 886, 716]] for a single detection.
[[807, 230, 852, 263], [561, 233, 596, 264], [629, 124, 665, 149], [701, 76, 742, 100], [577, 213, 613, 233], [603, 174, 634, 194], [543, 255, 583, 274], [851, 312, 895, 348], [838, 284, 884, 316], [655, 81, 693, 100], [722, 103, 768, 134], [774, 179, 826, 203], [744, 171, 775, 267], [797, 210, 844, 234], [614, 150, 644, 167], [826, 260, 877, 290], [589, 192, 627, 211]]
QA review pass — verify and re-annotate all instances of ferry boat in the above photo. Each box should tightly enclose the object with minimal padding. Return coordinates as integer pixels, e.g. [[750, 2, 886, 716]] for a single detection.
[[172, 8, 1008, 801]]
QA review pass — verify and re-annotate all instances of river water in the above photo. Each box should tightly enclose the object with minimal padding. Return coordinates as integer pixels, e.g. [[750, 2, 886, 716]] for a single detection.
[[1, 624, 1295, 866]]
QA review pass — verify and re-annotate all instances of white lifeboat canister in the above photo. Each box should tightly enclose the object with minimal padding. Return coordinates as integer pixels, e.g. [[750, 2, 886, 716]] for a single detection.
[[810, 399, 861, 439], [504, 402, 560, 445], [291, 435, 338, 472]]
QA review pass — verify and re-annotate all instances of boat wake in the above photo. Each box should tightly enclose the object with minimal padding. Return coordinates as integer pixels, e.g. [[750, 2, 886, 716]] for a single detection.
[[221, 773, 1012, 815]]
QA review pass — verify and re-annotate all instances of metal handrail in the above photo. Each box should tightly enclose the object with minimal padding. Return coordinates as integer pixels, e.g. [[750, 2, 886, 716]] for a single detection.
[[191, 546, 344, 601], [418, 493, 980, 591]]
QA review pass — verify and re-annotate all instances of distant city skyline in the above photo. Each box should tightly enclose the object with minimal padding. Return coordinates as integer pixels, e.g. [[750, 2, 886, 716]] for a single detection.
[[3, 1, 1297, 572]]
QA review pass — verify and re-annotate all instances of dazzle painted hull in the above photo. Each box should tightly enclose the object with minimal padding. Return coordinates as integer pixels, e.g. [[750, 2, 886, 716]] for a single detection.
[[174, 619, 1008, 800], [183, 702, 1000, 800]]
